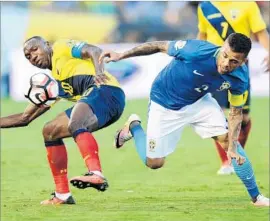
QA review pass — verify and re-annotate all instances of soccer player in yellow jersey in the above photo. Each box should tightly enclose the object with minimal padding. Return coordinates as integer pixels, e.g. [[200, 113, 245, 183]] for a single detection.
[[197, 1, 269, 175], [0, 36, 126, 205]]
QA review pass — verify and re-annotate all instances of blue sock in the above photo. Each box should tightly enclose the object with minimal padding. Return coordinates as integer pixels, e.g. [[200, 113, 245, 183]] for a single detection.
[[130, 124, 147, 164], [231, 143, 260, 199]]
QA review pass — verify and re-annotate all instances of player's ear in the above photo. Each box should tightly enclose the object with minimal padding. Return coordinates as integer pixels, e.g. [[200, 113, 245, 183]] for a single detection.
[[45, 41, 50, 47], [242, 57, 248, 65]]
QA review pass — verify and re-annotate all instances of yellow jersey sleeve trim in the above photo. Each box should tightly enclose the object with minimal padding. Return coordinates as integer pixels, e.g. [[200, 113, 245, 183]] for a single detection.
[[228, 90, 248, 107]]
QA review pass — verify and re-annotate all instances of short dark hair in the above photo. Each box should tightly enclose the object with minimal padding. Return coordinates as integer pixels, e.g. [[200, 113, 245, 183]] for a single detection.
[[24, 36, 46, 44], [227, 33, 252, 57]]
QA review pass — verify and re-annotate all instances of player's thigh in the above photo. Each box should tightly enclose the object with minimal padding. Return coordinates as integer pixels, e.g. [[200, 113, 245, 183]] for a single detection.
[[146, 101, 184, 159], [190, 94, 228, 139], [213, 133, 229, 151], [67, 86, 125, 133], [43, 112, 71, 140], [67, 102, 99, 134]]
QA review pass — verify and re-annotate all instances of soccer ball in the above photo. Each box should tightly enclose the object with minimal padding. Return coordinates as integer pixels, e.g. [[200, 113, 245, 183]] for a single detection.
[[25, 73, 59, 107]]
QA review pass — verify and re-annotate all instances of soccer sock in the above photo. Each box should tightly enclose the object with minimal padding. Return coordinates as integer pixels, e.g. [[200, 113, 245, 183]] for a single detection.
[[45, 140, 70, 195], [215, 141, 228, 165], [238, 120, 251, 148], [73, 130, 102, 172], [231, 143, 260, 200], [130, 124, 147, 164]]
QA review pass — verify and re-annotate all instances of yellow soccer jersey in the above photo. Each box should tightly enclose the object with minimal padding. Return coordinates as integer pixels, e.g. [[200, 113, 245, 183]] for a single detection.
[[198, 1, 266, 46], [51, 39, 120, 102]]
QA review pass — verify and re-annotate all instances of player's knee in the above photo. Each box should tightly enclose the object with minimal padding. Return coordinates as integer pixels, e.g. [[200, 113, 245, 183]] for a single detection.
[[68, 115, 98, 135], [146, 158, 165, 169], [42, 122, 59, 141], [242, 113, 250, 124], [68, 120, 83, 135], [215, 133, 229, 151]]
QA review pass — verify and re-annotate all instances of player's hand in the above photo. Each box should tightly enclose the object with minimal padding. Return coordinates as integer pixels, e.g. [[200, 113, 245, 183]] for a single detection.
[[262, 55, 269, 73], [99, 51, 122, 64], [94, 73, 110, 85], [227, 150, 246, 165]]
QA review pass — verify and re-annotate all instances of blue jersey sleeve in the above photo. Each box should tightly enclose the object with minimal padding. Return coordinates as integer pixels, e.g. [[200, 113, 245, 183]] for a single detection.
[[229, 66, 249, 95], [168, 39, 207, 61], [228, 67, 249, 107]]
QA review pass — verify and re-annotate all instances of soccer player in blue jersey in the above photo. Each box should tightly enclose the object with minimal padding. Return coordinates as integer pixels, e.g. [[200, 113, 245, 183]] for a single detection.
[[99, 33, 269, 206]]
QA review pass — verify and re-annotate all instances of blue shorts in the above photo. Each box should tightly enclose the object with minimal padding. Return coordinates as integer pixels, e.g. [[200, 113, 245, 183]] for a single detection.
[[65, 85, 125, 129]]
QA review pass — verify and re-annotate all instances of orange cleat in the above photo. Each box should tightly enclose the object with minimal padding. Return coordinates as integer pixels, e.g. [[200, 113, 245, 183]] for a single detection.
[[40, 193, 75, 205], [70, 172, 108, 192]]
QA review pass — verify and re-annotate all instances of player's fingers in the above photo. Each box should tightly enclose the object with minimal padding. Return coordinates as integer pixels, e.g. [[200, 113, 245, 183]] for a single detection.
[[94, 77, 102, 85], [237, 156, 245, 165], [98, 54, 105, 64], [104, 57, 114, 63], [99, 52, 110, 64]]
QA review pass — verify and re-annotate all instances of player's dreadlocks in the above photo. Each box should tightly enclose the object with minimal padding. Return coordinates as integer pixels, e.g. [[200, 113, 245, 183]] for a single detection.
[[227, 33, 252, 57]]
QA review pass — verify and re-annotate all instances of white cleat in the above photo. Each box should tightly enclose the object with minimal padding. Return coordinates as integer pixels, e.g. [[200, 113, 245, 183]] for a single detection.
[[253, 194, 270, 207], [217, 165, 235, 175], [114, 114, 141, 148]]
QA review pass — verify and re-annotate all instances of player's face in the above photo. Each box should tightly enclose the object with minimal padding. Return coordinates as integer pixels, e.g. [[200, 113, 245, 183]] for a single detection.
[[217, 43, 247, 74], [24, 41, 52, 69]]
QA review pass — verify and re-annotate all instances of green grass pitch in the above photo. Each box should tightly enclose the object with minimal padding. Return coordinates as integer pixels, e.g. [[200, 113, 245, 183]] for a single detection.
[[1, 97, 269, 221]]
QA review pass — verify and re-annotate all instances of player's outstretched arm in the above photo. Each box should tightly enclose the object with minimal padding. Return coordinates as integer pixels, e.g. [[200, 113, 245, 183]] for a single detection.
[[99, 41, 170, 63], [0, 103, 50, 128], [227, 105, 245, 165]]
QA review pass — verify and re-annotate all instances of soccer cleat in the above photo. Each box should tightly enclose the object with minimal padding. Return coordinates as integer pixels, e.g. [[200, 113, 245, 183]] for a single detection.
[[114, 114, 141, 148], [252, 194, 270, 207], [70, 172, 108, 192], [217, 165, 235, 175], [40, 193, 75, 205]]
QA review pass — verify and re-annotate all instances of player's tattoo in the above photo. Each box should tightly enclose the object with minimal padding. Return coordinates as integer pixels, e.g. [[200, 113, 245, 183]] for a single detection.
[[121, 41, 169, 59], [228, 106, 243, 150], [81, 44, 104, 75]]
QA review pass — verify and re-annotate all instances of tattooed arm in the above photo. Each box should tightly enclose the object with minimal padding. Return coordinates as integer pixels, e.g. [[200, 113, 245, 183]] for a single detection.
[[227, 105, 246, 165], [99, 41, 169, 63], [120, 41, 169, 59], [0, 103, 50, 128], [228, 106, 243, 150]]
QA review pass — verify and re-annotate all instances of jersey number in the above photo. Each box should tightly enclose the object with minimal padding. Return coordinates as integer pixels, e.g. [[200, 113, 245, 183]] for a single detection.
[[194, 84, 209, 93], [220, 22, 229, 39], [61, 82, 73, 96]]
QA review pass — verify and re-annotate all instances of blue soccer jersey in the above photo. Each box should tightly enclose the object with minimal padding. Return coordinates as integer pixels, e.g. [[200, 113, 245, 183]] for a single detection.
[[150, 40, 248, 110]]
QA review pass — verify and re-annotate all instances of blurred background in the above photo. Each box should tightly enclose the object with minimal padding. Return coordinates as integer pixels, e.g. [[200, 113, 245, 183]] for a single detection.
[[1, 1, 269, 100]]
